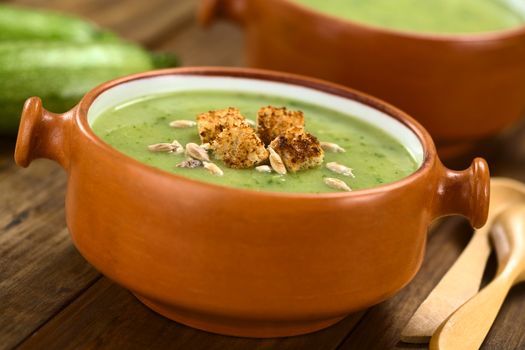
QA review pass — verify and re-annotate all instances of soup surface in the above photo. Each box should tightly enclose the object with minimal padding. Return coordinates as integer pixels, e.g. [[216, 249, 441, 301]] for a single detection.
[[294, 0, 525, 34], [92, 91, 418, 193]]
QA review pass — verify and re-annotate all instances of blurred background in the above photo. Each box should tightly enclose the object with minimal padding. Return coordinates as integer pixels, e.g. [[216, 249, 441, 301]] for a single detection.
[[0, 0, 243, 65], [1, 0, 524, 175], [0, 0, 241, 145]]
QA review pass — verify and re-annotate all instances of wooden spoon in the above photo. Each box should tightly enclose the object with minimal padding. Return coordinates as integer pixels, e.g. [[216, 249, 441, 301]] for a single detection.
[[401, 178, 525, 343], [429, 204, 525, 350]]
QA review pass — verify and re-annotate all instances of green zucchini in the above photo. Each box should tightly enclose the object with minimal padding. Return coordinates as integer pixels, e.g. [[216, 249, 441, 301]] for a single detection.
[[0, 5, 117, 42], [0, 41, 178, 132]]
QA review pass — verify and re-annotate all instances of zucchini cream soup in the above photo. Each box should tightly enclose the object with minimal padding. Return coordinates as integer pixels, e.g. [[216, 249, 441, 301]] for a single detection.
[[294, 0, 525, 34], [92, 91, 418, 193]]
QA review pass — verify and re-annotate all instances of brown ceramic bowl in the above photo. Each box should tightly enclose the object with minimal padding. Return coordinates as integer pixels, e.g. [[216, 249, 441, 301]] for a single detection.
[[14, 67, 490, 338], [200, 0, 525, 157]]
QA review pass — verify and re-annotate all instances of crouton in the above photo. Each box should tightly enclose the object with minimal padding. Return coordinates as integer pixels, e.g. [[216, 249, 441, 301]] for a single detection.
[[211, 125, 269, 169], [257, 106, 305, 145], [197, 107, 247, 144], [269, 128, 324, 172]]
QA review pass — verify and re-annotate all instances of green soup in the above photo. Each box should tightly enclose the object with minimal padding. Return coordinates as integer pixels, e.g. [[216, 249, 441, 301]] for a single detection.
[[91, 91, 418, 193], [294, 0, 525, 34]]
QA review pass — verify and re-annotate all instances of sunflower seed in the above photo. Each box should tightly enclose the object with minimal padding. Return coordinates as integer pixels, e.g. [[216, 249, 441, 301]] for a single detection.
[[268, 147, 287, 175], [200, 142, 211, 150], [148, 143, 176, 153], [320, 142, 346, 153], [326, 162, 355, 178], [255, 165, 272, 173], [169, 120, 196, 128], [176, 159, 202, 168], [171, 140, 184, 154], [324, 178, 352, 192], [185, 143, 210, 161], [246, 119, 256, 127], [203, 161, 224, 176]]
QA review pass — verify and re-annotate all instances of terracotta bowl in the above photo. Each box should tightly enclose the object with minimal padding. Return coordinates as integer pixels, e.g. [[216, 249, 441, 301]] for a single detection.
[[14, 67, 490, 338], [200, 0, 525, 157]]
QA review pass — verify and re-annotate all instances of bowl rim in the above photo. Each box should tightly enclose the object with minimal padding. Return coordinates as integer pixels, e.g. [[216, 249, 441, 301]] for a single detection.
[[77, 66, 435, 199], [280, 0, 525, 43]]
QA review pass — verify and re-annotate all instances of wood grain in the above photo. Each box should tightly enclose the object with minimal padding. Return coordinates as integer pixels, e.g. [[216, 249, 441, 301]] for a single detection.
[[17, 278, 364, 350], [400, 224, 492, 343], [429, 205, 525, 350], [401, 177, 525, 343], [481, 283, 525, 349], [0, 160, 100, 350]]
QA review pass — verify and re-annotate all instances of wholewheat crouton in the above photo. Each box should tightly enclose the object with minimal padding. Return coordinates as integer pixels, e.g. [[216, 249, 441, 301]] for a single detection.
[[269, 128, 324, 172], [197, 108, 247, 144], [211, 125, 269, 169], [257, 106, 305, 145]]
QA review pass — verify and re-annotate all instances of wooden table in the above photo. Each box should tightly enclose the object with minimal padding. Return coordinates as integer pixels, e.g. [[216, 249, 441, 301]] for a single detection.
[[1, 1, 525, 349]]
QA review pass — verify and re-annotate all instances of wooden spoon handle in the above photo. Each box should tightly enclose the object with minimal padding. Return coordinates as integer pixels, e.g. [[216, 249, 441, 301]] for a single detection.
[[429, 274, 514, 350], [401, 225, 492, 343]]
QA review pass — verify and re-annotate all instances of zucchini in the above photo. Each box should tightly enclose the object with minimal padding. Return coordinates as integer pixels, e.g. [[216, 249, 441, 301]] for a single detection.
[[0, 41, 178, 132], [0, 5, 117, 42]]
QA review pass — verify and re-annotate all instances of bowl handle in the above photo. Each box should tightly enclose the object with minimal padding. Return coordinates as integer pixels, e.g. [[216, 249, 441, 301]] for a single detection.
[[433, 158, 490, 229], [14, 97, 72, 170], [198, 0, 246, 26]]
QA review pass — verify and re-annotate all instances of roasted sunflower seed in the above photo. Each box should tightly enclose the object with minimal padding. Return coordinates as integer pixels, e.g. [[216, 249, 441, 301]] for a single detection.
[[255, 165, 272, 173], [203, 161, 224, 176], [176, 159, 202, 168], [324, 177, 352, 192], [185, 143, 210, 161], [268, 147, 287, 175], [148, 143, 175, 153], [326, 162, 355, 178], [320, 142, 346, 153], [169, 120, 197, 128], [170, 140, 184, 154]]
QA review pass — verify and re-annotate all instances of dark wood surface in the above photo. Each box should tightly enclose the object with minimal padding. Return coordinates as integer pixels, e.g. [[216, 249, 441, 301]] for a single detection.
[[1, 1, 524, 349]]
